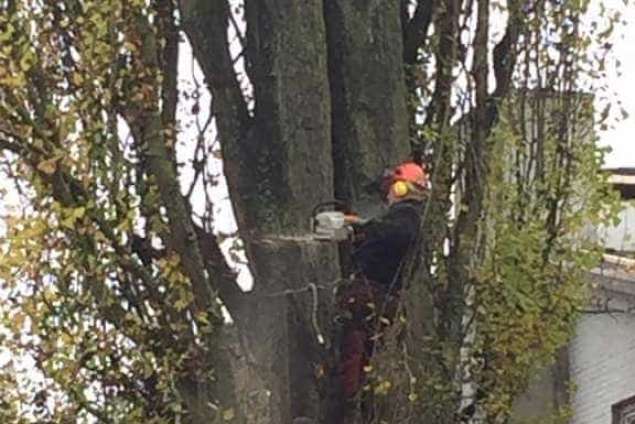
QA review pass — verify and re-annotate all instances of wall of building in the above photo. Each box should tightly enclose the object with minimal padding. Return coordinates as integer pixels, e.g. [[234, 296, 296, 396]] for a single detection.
[[512, 348, 569, 422], [595, 203, 635, 253], [569, 292, 635, 424]]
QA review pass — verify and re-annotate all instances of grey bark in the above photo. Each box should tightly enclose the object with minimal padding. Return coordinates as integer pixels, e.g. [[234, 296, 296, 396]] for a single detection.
[[184, 1, 342, 421], [324, 0, 411, 214], [183, 0, 417, 422]]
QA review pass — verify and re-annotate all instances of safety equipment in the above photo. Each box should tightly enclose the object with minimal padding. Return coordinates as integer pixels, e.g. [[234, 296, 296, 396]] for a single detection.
[[381, 161, 428, 199], [391, 180, 410, 197], [311, 201, 364, 241], [393, 161, 428, 187]]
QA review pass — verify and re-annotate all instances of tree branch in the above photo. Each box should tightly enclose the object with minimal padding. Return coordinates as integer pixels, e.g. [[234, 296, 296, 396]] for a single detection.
[[117, 11, 221, 321], [488, 0, 526, 127], [424, 0, 460, 129], [157, 0, 179, 153], [179, 0, 255, 245], [194, 225, 248, 321], [443, 0, 490, 347], [179, 0, 251, 148], [403, 0, 435, 65]]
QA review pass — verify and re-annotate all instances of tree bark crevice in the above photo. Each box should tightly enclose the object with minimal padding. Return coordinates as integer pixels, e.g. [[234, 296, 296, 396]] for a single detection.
[[324, 0, 411, 214]]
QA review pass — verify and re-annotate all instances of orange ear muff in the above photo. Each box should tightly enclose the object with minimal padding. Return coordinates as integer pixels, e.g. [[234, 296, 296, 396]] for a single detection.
[[391, 181, 409, 197]]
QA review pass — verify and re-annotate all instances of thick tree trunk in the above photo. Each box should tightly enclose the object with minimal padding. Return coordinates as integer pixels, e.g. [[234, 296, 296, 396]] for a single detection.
[[242, 239, 339, 423], [186, 1, 416, 422], [324, 0, 410, 213], [225, 2, 341, 422]]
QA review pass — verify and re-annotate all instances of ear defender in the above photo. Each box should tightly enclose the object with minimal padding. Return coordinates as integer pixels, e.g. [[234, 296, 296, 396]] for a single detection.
[[391, 180, 409, 197]]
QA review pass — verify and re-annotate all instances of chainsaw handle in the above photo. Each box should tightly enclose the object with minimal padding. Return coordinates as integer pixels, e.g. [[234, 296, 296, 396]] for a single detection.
[[344, 214, 362, 224], [311, 200, 349, 217]]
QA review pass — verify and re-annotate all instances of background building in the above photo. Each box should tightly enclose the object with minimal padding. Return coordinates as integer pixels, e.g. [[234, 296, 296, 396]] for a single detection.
[[514, 169, 635, 424]]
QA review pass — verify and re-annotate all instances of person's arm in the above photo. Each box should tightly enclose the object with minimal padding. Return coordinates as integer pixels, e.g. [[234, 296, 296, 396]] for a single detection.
[[361, 207, 417, 245], [350, 205, 420, 286]]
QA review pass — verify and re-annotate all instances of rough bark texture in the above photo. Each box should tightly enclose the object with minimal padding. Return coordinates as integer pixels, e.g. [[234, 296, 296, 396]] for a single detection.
[[240, 0, 333, 233], [182, 0, 428, 421], [244, 239, 339, 423], [183, 1, 345, 421], [324, 0, 410, 214], [180, 0, 522, 422]]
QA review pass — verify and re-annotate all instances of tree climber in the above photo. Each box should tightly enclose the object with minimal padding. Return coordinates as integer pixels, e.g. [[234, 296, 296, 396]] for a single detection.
[[335, 161, 428, 401]]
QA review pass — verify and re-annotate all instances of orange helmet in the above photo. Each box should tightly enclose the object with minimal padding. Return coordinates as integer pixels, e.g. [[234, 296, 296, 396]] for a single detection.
[[380, 161, 428, 199], [393, 162, 427, 187]]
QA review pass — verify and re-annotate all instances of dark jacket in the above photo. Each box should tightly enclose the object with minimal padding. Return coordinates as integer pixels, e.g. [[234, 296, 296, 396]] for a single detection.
[[351, 200, 422, 289]]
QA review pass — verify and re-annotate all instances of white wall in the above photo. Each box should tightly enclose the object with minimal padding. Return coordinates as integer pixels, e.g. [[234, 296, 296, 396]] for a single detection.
[[569, 293, 635, 424], [596, 203, 635, 253]]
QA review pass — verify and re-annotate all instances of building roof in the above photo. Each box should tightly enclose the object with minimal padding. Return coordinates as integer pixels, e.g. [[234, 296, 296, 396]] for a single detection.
[[605, 169, 635, 199], [605, 168, 635, 177]]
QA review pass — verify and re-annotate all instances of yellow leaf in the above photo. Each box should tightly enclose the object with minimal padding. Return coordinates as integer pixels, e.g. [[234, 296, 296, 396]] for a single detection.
[[13, 312, 25, 330], [174, 297, 189, 311], [37, 159, 57, 175], [72, 72, 83, 86], [61, 332, 74, 345], [0, 73, 26, 87], [72, 207, 86, 220], [222, 408, 235, 421], [61, 215, 76, 229], [19, 53, 33, 72]]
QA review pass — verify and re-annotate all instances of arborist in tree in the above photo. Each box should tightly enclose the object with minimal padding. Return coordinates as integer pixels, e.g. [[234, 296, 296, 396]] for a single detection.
[[314, 160, 428, 412], [337, 160, 427, 399]]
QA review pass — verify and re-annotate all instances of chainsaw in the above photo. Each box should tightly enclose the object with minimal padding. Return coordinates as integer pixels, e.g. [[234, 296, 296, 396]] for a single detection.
[[311, 201, 366, 241]]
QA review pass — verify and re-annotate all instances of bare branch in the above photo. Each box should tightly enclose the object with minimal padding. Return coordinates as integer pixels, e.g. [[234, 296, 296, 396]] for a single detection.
[[424, 0, 460, 129], [194, 225, 247, 320], [179, 0, 251, 148], [443, 0, 490, 348], [157, 0, 180, 138], [403, 0, 435, 65], [491, 0, 525, 102]]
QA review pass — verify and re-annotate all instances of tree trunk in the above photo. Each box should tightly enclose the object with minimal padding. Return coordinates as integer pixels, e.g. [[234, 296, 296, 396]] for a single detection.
[[324, 0, 410, 213], [242, 239, 339, 423], [185, 1, 415, 422], [208, 1, 339, 422]]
